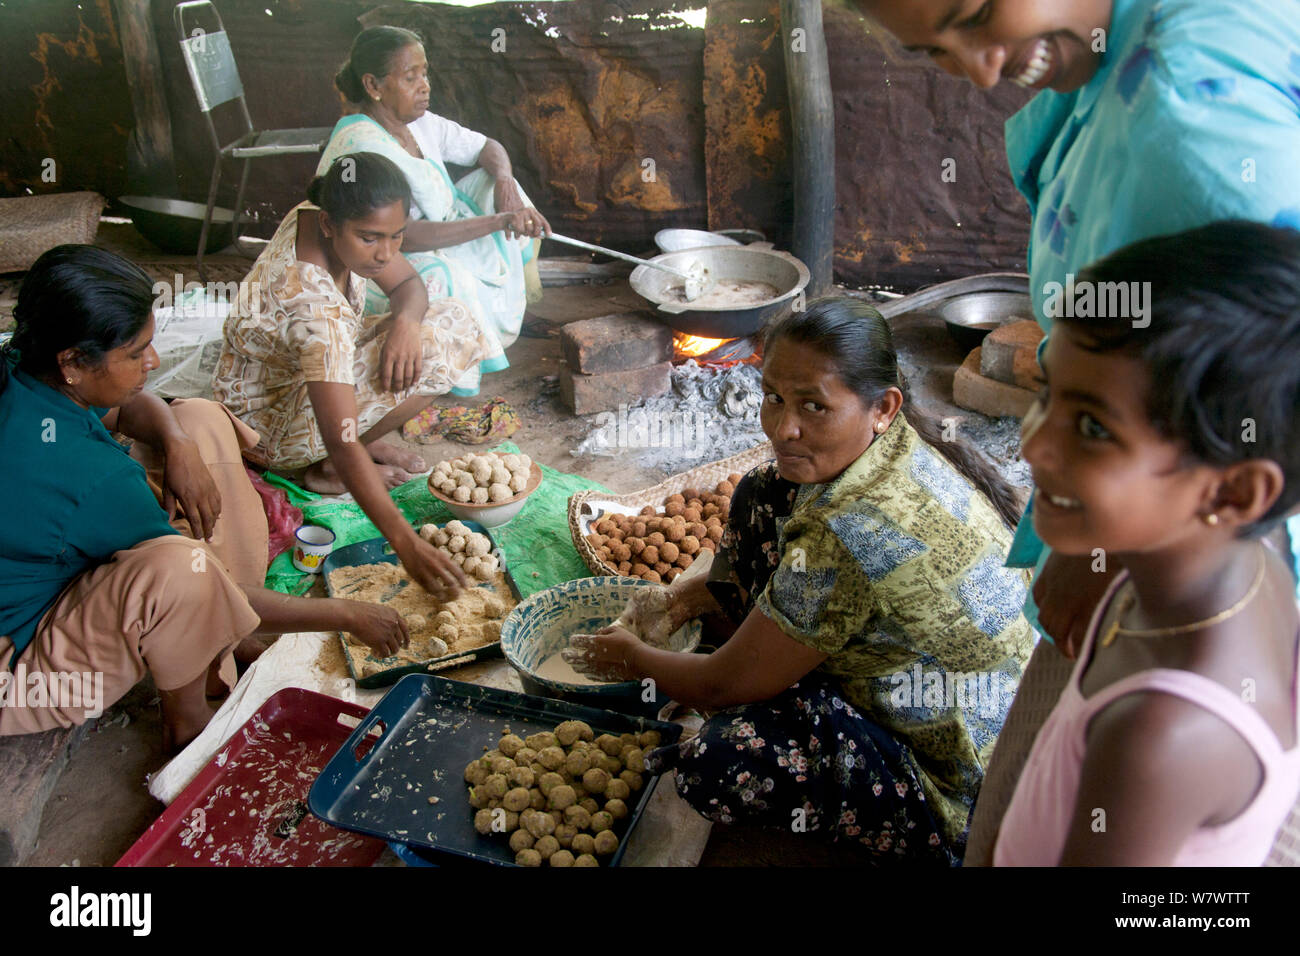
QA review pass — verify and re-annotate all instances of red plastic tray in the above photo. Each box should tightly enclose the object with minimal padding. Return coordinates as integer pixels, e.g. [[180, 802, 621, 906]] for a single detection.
[[117, 688, 386, 867]]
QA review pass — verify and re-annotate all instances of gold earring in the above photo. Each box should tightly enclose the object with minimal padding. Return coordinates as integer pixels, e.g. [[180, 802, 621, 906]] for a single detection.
[[66, 377, 73, 385], [1203, 513, 1220, 526]]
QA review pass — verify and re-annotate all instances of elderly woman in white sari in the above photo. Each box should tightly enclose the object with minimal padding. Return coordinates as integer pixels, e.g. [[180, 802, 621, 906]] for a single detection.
[[319, 26, 549, 397]]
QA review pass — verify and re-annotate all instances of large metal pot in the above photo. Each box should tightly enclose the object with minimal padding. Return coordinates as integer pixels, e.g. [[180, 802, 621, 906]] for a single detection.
[[630, 244, 811, 338], [119, 196, 235, 255]]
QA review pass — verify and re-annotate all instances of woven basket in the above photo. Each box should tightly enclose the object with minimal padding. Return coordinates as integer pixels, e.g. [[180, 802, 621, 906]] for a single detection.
[[567, 441, 775, 576], [0, 192, 104, 273], [964, 639, 1300, 866]]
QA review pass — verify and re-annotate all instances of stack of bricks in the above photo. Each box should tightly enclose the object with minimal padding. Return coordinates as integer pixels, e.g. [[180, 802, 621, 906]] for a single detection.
[[559, 312, 675, 415], [953, 320, 1045, 419]]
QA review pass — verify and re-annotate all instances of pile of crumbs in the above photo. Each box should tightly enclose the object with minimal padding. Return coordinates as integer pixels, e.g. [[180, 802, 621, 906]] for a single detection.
[[327, 563, 515, 678]]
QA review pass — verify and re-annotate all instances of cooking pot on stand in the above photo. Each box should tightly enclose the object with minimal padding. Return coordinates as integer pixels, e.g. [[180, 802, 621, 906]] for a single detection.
[[629, 244, 811, 339]]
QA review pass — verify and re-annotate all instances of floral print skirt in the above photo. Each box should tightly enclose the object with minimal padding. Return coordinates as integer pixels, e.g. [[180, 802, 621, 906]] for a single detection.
[[653, 462, 961, 865], [647, 675, 959, 865]]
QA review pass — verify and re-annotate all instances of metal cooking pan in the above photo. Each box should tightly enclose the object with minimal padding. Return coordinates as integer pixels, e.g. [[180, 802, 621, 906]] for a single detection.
[[630, 244, 811, 338]]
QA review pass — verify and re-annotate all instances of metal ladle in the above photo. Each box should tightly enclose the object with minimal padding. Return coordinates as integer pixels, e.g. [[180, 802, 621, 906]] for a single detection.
[[547, 232, 713, 301]]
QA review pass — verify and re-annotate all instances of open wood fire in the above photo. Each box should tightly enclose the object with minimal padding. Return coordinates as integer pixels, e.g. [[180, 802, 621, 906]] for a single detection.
[[671, 332, 758, 366]]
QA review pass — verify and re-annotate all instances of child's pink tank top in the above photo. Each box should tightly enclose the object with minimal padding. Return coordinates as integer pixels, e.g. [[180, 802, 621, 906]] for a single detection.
[[993, 571, 1300, 866]]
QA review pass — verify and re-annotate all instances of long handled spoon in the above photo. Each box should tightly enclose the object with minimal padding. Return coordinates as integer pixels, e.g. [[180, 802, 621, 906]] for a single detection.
[[547, 232, 713, 301]]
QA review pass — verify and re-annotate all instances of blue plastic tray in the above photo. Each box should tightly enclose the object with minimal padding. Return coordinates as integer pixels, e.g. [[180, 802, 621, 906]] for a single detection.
[[322, 522, 521, 688], [307, 674, 681, 867]]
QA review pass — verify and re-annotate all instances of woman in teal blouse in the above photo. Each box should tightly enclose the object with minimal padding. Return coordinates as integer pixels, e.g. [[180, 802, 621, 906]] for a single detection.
[[0, 246, 415, 748], [854, 0, 1300, 649]]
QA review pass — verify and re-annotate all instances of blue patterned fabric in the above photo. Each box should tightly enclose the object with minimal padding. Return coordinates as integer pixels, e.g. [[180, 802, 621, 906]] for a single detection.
[[1003, 0, 1300, 589]]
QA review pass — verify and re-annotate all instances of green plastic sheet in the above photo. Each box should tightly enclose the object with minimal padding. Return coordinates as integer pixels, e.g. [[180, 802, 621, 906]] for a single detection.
[[263, 442, 609, 597]]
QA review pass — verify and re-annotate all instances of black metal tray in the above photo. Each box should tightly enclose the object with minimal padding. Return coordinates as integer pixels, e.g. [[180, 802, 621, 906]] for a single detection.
[[322, 523, 521, 688], [307, 674, 682, 867]]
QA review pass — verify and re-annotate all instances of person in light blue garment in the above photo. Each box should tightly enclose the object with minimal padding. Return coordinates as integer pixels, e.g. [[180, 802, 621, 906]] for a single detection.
[[321, 26, 549, 398], [853, 0, 1300, 653]]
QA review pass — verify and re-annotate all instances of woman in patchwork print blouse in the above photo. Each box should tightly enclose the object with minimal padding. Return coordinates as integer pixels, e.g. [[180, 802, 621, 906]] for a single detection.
[[565, 298, 1036, 865]]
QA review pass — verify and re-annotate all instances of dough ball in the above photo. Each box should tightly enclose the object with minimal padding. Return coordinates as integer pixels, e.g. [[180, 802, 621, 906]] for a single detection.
[[445, 520, 470, 536], [590, 811, 615, 834], [450, 458, 467, 471], [463, 556, 482, 577], [582, 768, 612, 793], [563, 805, 592, 830], [537, 746, 566, 771], [498, 733, 524, 757], [436, 621, 459, 643], [456, 471, 476, 489], [507, 766, 535, 789], [638, 730, 662, 749], [665, 501, 684, 518], [474, 560, 497, 583], [523, 809, 556, 839], [564, 750, 591, 778], [464, 761, 488, 786], [482, 594, 506, 619], [467, 787, 492, 809], [553, 823, 577, 849], [503, 787, 530, 812], [596, 734, 622, 756], [605, 798, 629, 819], [488, 482, 513, 502], [489, 755, 515, 775], [534, 835, 560, 860], [448, 535, 467, 554], [573, 853, 599, 867], [466, 534, 491, 557], [508, 472, 528, 493], [465, 486, 486, 504], [480, 620, 502, 643], [570, 832, 596, 856], [452, 485, 472, 503], [473, 808, 496, 835], [516, 454, 532, 471], [432, 528, 450, 547], [646, 532, 666, 548], [641, 570, 661, 584], [435, 461, 454, 476], [619, 769, 644, 792], [555, 720, 594, 746], [515, 747, 537, 765], [547, 784, 577, 810], [659, 542, 679, 563], [621, 747, 645, 773], [578, 797, 600, 816], [604, 778, 631, 801], [482, 773, 508, 799], [470, 459, 493, 485], [406, 613, 427, 632], [529, 788, 547, 811], [593, 829, 619, 856], [515, 848, 542, 867], [525, 732, 557, 751], [594, 753, 623, 776], [490, 465, 511, 486], [640, 545, 659, 566], [549, 849, 576, 868], [501, 453, 521, 471], [676, 553, 694, 570], [419, 523, 438, 542], [537, 771, 566, 796], [508, 829, 535, 853]]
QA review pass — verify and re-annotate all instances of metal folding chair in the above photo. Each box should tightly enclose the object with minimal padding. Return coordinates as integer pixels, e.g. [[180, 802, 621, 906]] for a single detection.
[[174, 1, 332, 279]]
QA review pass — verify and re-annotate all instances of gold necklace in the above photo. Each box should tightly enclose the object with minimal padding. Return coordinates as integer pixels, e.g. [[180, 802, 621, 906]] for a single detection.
[[1101, 548, 1268, 648]]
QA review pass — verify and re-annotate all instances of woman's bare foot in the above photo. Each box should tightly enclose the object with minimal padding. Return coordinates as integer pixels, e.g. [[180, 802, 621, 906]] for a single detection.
[[367, 440, 428, 474], [375, 463, 413, 489], [301, 457, 347, 495]]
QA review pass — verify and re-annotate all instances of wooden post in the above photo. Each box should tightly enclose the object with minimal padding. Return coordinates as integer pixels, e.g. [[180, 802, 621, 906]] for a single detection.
[[779, 0, 835, 296], [114, 0, 178, 194]]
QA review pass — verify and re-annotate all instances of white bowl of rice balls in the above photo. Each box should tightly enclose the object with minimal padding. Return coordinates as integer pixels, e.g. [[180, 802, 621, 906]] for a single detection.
[[427, 450, 543, 528]]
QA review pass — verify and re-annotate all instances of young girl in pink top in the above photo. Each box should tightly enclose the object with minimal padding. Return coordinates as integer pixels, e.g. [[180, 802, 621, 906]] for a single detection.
[[994, 221, 1300, 866]]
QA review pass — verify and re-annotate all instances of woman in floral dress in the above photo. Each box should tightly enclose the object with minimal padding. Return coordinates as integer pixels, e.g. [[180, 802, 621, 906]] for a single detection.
[[566, 299, 1036, 865]]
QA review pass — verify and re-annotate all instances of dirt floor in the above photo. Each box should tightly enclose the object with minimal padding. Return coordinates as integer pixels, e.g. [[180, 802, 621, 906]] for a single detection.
[[4, 222, 1011, 867]]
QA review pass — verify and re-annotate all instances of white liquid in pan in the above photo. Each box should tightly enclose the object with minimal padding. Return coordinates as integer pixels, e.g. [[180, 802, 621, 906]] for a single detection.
[[666, 279, 781, 308], [533, 652, 615, 686]]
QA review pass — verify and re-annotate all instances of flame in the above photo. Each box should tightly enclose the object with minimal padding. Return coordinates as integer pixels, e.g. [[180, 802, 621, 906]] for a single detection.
[[673, 333, 732, 358]]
